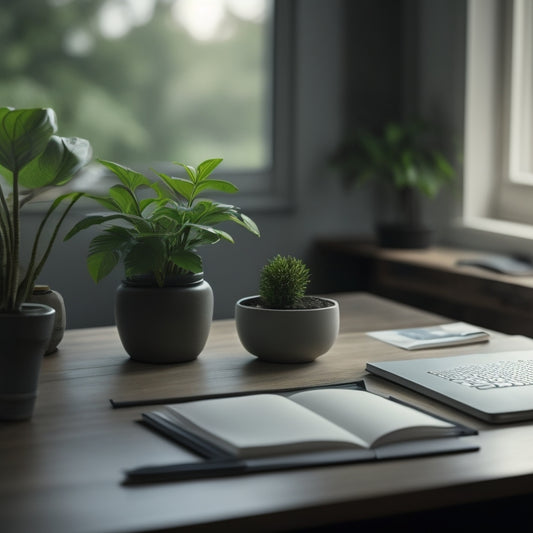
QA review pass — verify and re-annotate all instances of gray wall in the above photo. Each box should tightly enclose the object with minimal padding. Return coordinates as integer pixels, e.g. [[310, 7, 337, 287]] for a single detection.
[[20, 0, 467, 329]]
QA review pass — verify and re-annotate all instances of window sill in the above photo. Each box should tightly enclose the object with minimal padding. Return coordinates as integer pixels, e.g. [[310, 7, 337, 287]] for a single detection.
[[445, 216, 533, 256]]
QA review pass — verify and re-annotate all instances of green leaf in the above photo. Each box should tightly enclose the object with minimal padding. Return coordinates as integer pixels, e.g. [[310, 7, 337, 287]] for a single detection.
[[156, 173, 194, 201], [176, 163, 197, 183], [196, 158, 223, 181], [0, 107, 56, 173], [108, 184, 139, 215], [187, 224, 233, 245], [18, 136, 92, 188], [170, 250, 203, 273], [196, 179, 239, 194], [123, 236, 166, 278], [234, 212, 260, 236], [87, 233, 124, 282], [83, 193, 121, 212], [64, 212, 150, 241], [98, 159, 151, 190]]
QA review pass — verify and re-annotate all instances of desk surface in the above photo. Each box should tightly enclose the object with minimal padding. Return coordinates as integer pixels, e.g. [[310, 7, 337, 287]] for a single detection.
[[3, 292, 533, 532]]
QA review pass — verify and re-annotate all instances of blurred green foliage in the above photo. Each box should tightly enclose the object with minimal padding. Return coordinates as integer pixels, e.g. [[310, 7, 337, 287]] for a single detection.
[[0, 0, 271, 169]]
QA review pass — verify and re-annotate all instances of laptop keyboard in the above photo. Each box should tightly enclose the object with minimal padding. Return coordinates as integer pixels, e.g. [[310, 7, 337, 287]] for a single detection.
[[428, 359, 533, 390]]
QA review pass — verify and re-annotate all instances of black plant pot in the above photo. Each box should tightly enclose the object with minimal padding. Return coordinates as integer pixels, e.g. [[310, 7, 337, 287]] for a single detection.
[[0, 303, 55, 420], [377, 223, 433, 249], [115, 275, 214, 363]]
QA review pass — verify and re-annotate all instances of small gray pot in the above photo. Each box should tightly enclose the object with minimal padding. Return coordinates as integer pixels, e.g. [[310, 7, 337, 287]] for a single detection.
[[235, 296, 339, 363], [0, 303, 55, 420], [115, 276, 213, 363]]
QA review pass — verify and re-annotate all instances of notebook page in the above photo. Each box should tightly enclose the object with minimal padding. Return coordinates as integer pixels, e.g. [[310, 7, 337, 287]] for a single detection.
[[289, 389, 456, 447], [162, 393, 368, 457]]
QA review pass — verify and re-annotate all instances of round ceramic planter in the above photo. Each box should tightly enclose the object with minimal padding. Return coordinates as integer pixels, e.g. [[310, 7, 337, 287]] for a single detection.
[[0, 303, 56, 420], [28, 285, 66, 354], [235, 296, 340, 363], [115, 277, 214, 364]]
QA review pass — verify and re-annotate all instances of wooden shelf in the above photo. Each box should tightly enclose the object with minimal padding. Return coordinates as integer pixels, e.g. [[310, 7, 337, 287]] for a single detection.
[[316, 237, 533, 337]]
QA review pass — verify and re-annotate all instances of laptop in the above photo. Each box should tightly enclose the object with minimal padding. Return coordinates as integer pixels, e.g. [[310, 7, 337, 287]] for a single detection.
[[366, 350, 533, 423]]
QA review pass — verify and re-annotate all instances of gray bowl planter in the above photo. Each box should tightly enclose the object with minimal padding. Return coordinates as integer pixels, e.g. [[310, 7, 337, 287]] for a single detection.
[[235, 296, 339, 363]]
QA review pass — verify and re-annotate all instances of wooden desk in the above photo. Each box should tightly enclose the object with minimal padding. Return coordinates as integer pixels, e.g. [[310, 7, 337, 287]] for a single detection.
[[2, 292, 533, 532]]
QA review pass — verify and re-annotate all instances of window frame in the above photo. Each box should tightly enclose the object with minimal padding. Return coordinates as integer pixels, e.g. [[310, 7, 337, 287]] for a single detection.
[[223, 0, 296, 212], [462, 0, 533, 232]]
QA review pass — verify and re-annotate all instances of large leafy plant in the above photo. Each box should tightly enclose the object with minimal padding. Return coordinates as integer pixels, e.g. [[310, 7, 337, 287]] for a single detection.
[[65, 158, 260, 286], [0, 107, 92, 312]]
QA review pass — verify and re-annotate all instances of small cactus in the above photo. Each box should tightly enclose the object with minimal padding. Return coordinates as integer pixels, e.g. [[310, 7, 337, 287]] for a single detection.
[[259, 255, 310, 309]]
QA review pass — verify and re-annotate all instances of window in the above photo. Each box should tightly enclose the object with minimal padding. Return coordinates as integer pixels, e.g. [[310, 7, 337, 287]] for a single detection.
[[463, 0, 533, 236], [1, 0, 293, 207]]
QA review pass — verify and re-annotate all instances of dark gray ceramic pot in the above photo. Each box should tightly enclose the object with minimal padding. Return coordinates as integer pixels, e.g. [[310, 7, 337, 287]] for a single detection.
[[115, 275, 214, 363], [0, 303, 55, 420], [235, 296, 339, 363]]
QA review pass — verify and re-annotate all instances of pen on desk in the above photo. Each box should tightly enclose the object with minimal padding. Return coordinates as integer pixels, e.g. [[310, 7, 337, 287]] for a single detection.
[[123, 459, 248, 484], [110, 380, 366, 409]]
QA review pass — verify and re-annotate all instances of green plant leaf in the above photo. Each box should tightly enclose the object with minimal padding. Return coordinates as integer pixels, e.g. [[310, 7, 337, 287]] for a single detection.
[[0, 107, 56, 173], [228, 212, 261, 236], [196, 158, 223, 181], [170, 250, 203, 273], [64, 212, 151, 241], [87, 233, 125, 283], [108, 184, 140, 215], [156, 173, 194, 202], [189, 224, 234, 244], [18, 136, 92, 188], [196, 179, 239, 194], [83, 193, 121, 212], [123, 235, 167, 278], [98, 159, 151, 190], [176, 163, 198, 183]]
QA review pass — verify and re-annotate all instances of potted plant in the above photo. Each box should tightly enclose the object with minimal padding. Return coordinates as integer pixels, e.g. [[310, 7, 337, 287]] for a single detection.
[[65, 157, 259, 363], [235, 255, 339, 363], [331, 120, 455, 248], [0, 106, 92, 420]]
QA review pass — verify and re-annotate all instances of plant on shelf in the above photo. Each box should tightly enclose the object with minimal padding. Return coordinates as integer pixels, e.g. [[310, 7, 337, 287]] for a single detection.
[[330, 119, 456, 248], [66, 157, 260, 363], [235, 255, 339, 363], [0, 106, 92, 420]]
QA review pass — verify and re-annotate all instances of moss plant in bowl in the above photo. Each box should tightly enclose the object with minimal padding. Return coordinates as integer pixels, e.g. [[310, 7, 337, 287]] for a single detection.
[[66, 157, 260, 363], [235, 255, 339, 363]]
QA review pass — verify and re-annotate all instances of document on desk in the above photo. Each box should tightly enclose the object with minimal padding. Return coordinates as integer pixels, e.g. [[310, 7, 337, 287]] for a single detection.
[[124, 387, 479, 483], [367, 322, 490, 350]]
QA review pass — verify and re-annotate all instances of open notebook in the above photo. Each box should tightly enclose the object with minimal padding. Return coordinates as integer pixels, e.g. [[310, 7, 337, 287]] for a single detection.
[[125, 386, 478, 483]]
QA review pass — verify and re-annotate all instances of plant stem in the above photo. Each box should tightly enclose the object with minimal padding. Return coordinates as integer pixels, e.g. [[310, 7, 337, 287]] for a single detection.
[[0, 185, 12, 308], [17, 193, 82, 306], [9, 169, 20, 310]]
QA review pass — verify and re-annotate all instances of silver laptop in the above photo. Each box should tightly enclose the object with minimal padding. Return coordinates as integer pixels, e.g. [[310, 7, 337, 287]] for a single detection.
[[366, 350, 533, 423]]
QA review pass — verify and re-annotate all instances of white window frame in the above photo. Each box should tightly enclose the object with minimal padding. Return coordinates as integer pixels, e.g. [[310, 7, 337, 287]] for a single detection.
[[456, 0, 533, 248], [203, 0, 296, 212]]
